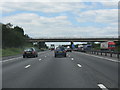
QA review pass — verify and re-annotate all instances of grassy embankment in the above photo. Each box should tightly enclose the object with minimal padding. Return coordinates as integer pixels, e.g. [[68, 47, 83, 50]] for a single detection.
[[2, 45, 48, 57], [2, 44, 36, 57], [2, 48, 23, 57], [0, 49, 2, 57]]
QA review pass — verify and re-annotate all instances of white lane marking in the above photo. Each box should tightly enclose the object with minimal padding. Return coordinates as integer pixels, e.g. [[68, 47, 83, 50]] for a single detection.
[[1, 51, 49, 63], [45, 56, 47, 57], [98, 84, 108, 90], [77, 64, 82, 67], [2, 57, 22, 63], [25, 65, 31, 69], [69, 55, 70, 57], [79, 52, 120, 63], [39, 59, 41, 61], [71, 58, 74, 60]]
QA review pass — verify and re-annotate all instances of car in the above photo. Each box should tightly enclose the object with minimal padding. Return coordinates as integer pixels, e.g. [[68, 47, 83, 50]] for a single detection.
[[54, 46, 67, 57], [67, 48, 72, 52], [64, 47, 68, 52], [73, 48, 78, 51], [51, 48, 55, 51], [23, 47, 38, 58]]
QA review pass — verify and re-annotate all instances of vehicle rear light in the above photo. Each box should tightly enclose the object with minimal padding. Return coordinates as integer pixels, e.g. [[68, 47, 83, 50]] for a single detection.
[[64, 51, 66, 53], [32, 51, 35, 54]]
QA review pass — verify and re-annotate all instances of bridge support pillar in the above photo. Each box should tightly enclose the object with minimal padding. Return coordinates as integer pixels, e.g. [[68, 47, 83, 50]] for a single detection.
[[70, 41, 74, 49]]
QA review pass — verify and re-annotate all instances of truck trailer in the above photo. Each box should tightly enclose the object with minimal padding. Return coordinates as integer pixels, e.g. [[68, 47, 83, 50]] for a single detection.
[[50, 44, 55, 51], [100, 41, 115, 51]]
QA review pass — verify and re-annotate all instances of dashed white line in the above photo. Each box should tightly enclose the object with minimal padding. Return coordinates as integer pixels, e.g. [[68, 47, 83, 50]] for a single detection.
[[98, 84, 108, 90], [71, 58, 74, 60], [69, 55, 70, 57], [45, 56, 47, 57], [77, 64, 82, 67], [39, 59, 42, 61], [25, 65, 31, 69]]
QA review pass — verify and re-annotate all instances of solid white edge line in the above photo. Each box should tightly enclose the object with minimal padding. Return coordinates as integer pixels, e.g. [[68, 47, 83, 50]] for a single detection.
[[2, 57, 22, 63], [78, 52, 119, 63], [77, 64, 82, 67], [98, 84, 108, 90], [25, 65, 31, 69]]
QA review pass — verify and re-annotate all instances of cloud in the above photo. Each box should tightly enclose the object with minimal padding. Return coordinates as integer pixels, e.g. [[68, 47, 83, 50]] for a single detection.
[[76, 9, 118, 24], [100, 2, 118, 8], [1, 2, 118, 38], [1, 2, 86, 14], [1, 0, 119, 2], [2, 12, 118, 38], [1, 13, 73, 37]]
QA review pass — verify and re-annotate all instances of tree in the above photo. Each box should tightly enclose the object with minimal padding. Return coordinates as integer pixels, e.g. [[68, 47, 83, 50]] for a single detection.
[[14, 26, 24, 35], [2, 23, 29, 48]]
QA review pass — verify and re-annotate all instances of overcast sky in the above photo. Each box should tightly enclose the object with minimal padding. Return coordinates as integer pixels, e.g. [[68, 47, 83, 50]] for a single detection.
[[1, 1, 118, 38]]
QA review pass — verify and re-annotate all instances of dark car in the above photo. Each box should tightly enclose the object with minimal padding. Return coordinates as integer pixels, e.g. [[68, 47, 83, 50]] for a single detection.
[[23, 47, 38, 58], [54, 46, 66, 57], [67, 48, 72, 52]]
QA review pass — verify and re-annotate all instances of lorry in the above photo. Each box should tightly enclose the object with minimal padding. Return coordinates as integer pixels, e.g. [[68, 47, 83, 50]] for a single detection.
[[83, 45, 92, 51], [78, 44, 84, 51], [50, 44, 55, 51], [66, 46, 72, 52], [78, 44, 92, 52], [100, 41, 115, 51]]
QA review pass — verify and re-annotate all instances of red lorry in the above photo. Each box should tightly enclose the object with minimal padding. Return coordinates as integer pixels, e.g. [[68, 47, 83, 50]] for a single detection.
[[100, 41, 115, 51]]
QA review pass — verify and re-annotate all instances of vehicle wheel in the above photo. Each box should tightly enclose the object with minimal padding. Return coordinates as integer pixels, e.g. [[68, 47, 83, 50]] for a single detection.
[[55, 54, 57, 58], [64, 54, 66, 57], [23, 55, 25, 58], [36, 55, 38, 57]]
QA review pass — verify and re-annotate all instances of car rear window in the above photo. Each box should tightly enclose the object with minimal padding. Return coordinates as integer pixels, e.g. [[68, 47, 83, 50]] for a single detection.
[[24, 48, 33, 51], [56, 47, 65, 50]]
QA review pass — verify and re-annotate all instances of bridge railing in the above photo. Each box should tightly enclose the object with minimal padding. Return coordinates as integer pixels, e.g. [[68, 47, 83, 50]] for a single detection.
[[78, 50, 120, 59]]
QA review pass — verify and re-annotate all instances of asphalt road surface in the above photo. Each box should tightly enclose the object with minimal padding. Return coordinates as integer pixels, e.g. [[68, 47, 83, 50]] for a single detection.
[[2, 51, 119, 89]]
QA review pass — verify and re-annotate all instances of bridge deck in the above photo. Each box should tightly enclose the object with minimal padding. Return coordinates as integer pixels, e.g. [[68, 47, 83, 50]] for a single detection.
[[28, 38, 119, 42]]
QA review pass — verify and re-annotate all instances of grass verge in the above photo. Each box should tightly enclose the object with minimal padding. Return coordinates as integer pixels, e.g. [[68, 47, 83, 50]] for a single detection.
[[0, 49, 2, 57], [2, 47, 42, 57], [2, 48, 23, 57]]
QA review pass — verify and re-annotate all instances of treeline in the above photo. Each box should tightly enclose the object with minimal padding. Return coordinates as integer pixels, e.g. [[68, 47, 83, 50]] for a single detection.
[[2, 23, 30, 48]]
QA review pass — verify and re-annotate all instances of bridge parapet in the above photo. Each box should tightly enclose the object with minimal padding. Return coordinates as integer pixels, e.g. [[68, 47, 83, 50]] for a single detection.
[[28, 38, 119, 42]]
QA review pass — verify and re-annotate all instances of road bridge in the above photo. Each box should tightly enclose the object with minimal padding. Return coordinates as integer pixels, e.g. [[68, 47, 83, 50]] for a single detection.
[[29, 38, 119, 42]]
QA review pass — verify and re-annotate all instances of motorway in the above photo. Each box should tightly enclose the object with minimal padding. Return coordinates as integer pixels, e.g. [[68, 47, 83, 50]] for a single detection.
[[2, 51, 119, 89]]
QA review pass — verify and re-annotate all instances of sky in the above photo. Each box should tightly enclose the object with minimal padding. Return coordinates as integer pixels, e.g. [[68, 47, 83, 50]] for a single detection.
[[0, 1, 119, 46]]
